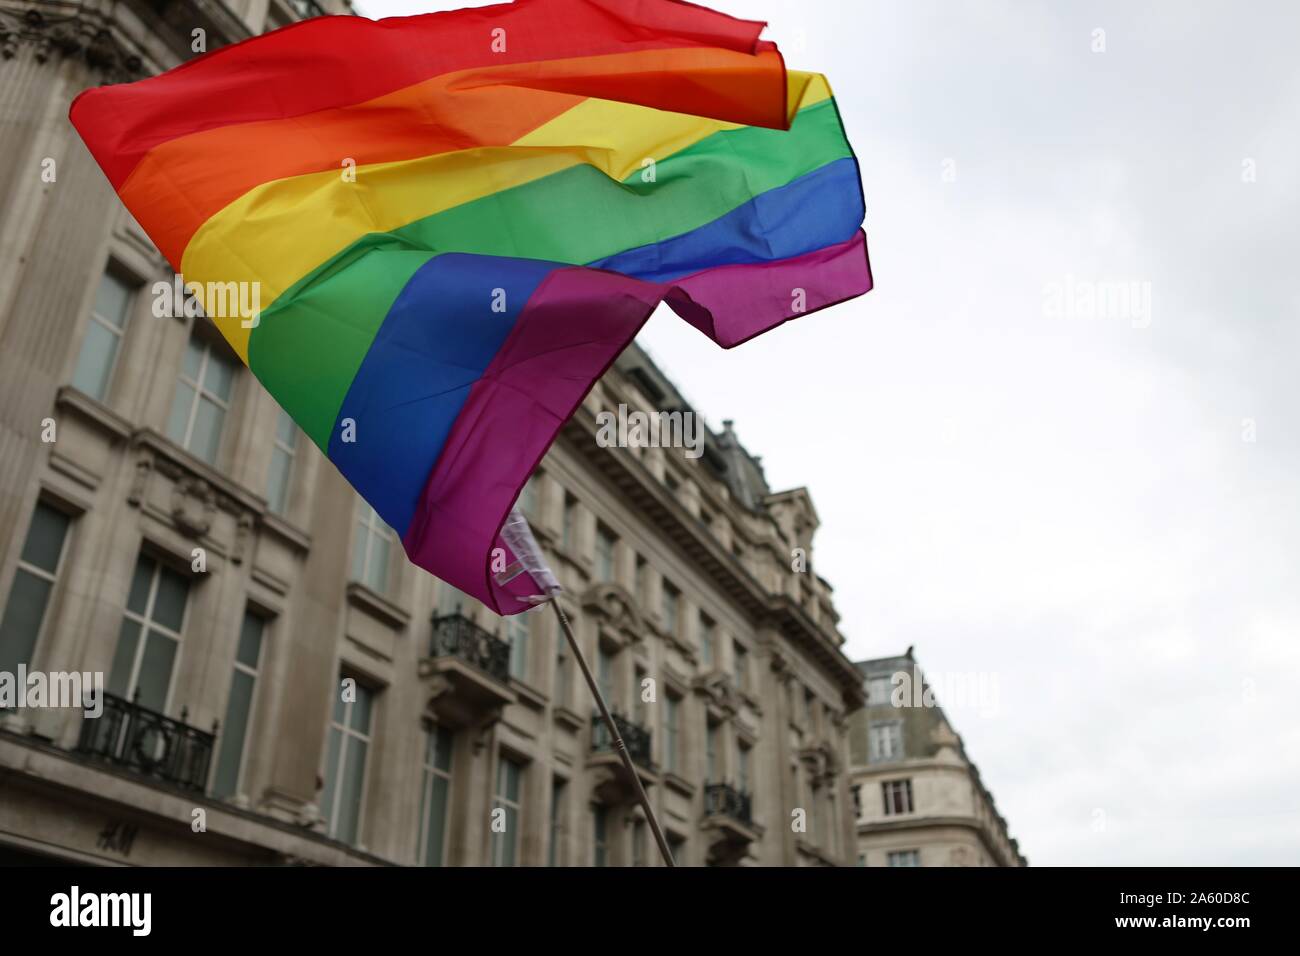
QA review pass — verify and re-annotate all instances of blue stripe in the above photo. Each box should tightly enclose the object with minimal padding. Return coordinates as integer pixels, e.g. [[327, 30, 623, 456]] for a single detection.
[[587, 157, 863, 283], [327, 253, 556, 535]]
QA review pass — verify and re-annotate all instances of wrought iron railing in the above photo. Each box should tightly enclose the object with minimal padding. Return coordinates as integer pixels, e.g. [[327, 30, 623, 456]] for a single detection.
[[287, 0, 328, 19], [704, 782, 753, 826], [590, 712, 654, 768], [75, 692, 216, 793], [430, 613, 512, 684]]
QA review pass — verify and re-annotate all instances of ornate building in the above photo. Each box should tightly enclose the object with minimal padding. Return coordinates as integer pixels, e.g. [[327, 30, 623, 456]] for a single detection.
[[0, 0, 864, 865], [848, 651, 1026, 867]]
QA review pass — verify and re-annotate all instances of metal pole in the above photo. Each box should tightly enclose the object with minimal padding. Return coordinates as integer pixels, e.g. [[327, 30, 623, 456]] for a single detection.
[[549, 597, 675, 867]]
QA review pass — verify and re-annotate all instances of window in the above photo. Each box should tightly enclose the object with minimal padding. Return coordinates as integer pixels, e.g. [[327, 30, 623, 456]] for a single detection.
[[592, 804, 608, 867], [857, 854, 866, 867], [505, 610, 531, 681], [869, 721, 904, 762], [634, 555, 647, 603], [662, 694, 680, 774], [733, 641, 748, 689], [634, 664, 648, 724], [661, 581, 680, 637], [554, 628, 569, 706], [321, 680, 374, 844], [737, 740, 751, 794], [887, 849, 921, 867], [436, 581, 466, 617], [809, 781, 821, 838], [166, 330, 237, 465], [266, 406, 298, 515], [520, 473, 539, 518], [595, 524, 616, 581], [107, 554, 190, 713], [491, 755, 523, 866], [698, 612, 714, 666], [705, 720, 718, 781], [212, 609, 265, 799], [632, 818, 647, 868], [851, 784, 863, 818], [0, 503, 71, 677], [803, 688, 815, 727], [548, 776, 567, 867], [868, 675, 893, 706], [71, 269, 133, 400], [561, 494, 577, 552], [828, 790, 839, 855], [418, 725, 454, 866], [596, 645, 614, 708], [882, 779, 914, 816], [352, 503, 395, 594]]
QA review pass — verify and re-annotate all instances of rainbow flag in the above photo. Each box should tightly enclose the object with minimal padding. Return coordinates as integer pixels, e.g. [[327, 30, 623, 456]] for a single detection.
[[69, 0, 871, 614]]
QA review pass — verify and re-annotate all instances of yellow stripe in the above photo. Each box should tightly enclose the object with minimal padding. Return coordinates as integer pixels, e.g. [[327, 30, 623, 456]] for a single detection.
[[183, 72, 831, 362]]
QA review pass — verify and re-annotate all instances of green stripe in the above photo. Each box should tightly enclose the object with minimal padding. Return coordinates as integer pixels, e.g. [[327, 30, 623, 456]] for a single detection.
[[392, 97, 849, 261], [250, 99, 849, 451], [250, 246, 435, 451]]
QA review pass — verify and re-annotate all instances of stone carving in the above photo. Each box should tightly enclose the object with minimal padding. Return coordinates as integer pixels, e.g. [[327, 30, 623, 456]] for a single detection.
[[232, 511, 253, 565], [798, 742, 840, 785], [0, 5, 146, 82], [827, 708, 848, 735], [126, 456, 152, 507], [421, 673, 454, 702], [580, 582, 645, 644], [767, 645, 790, 679], [693, 671, 740, 718], [170, 475, 216, 538]]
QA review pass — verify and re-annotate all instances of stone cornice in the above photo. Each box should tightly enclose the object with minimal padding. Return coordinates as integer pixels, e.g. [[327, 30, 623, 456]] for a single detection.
[[345, 581, 410, 631], [855, 813, 1027, 867], [131, 426, 266, 517], [559, 414, 865, 704], [0, 2, 146, 82], [851, 759, 1027, 865], [56, 387, 321, 560]]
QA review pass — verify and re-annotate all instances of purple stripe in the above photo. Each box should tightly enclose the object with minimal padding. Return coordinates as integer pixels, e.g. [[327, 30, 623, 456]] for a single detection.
[[672, 230, 872, 347], [402, 232, 872, 614]]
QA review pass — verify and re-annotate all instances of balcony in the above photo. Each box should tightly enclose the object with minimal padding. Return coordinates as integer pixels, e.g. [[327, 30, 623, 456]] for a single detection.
[[418, 613, 516, 729], [75, 692, 216, 793], [591, 712, 653, 766], [704, 782, 753, 825], [587, 712, 657, 803], [702, 781, 760, 864]]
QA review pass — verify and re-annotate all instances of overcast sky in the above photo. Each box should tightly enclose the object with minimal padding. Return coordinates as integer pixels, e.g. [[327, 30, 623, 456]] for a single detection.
[[356, 0, 1300, 865]]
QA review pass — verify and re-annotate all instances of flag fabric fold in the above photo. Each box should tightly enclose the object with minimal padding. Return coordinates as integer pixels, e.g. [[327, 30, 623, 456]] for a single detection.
[[69, 0, 873, 614]]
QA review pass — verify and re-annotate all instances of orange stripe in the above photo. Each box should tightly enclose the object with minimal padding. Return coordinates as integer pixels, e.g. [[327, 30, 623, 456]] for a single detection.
[[70, 1, 776, 188], [118, 46, 786, 269]]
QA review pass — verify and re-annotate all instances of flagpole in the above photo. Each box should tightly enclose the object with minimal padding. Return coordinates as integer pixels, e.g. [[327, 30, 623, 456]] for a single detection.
[[549, 597, 676, 867]]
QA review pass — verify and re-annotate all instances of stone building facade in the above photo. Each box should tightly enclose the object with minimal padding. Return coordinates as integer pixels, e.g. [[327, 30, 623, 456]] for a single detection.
[[0, 0, 864, 865], [848, 651, 1026, 867]]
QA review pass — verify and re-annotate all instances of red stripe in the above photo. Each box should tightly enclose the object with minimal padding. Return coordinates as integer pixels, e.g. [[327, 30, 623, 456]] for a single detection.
[[118, 44, 785, 269], [69, 0, 777, 190]]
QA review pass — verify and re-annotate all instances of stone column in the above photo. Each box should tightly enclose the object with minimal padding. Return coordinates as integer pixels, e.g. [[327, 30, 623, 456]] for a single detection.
[[0, 38, 132, 595], [256, 463, 352, 823]]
